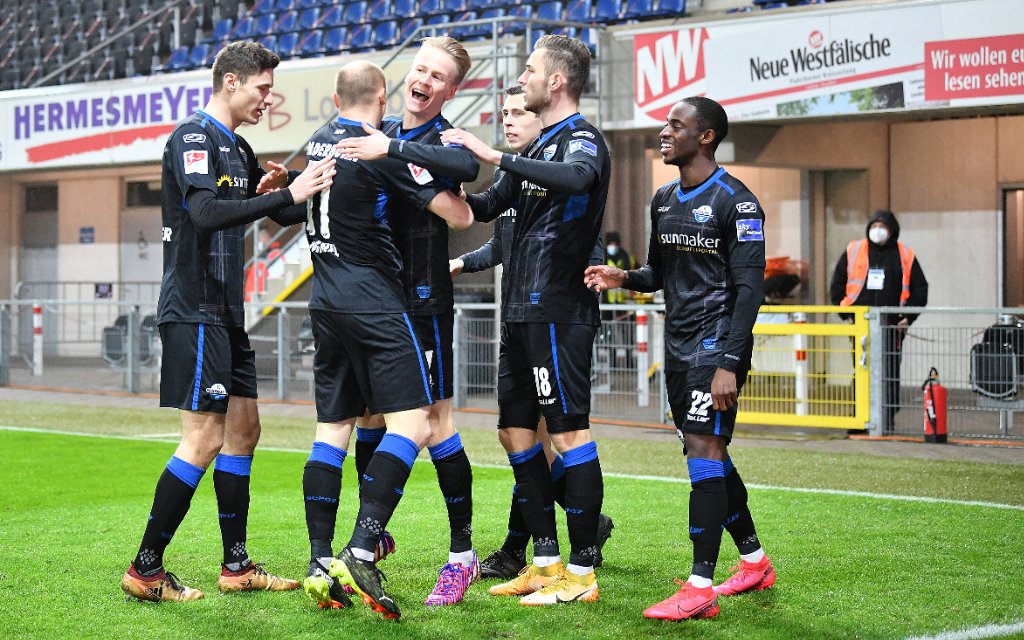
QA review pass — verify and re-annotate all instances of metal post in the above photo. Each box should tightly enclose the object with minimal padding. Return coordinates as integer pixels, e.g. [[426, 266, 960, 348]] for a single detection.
[[277, 308, 290, 401], [791, 311, 808, 416], [452, 308, 463, 409], [32, 302, 43, 377], [636, 309, 649, 407], [0, 304, 9, 386], [127, 306, 139, 393], [868, 309, 883, 436]]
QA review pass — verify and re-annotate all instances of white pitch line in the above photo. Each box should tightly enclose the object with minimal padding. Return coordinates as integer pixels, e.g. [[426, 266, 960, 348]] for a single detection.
[[905, 621, 1024, 640], [3, 425, 1024, 512]]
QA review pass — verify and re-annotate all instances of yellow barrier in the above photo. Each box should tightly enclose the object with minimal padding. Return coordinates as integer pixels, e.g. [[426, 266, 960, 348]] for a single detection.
[[738, 305, 869, 430]]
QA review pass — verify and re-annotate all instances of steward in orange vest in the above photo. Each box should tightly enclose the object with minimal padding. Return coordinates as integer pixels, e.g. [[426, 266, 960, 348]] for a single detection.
[[829, 209, 928, 325]]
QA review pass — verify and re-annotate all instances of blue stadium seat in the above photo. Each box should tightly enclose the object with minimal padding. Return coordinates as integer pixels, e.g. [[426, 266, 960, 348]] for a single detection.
[[297, 0, 322, 9], [252, 0, 276, 16], [189, 43, 211, 69], [419, 0, 442, 15], [259, 34, 278, 51], [653, 0, 686, 16], [277, 31, 300, 57], [504, 4, 533, 34], [275, 0, 298, 13], [424, 13, 450, 36], [394, 0, 418, 16], [205, 42, 225, 66], [593, 0, 622, 22], [449, 11, 478, 39], [320, 5, 344, 27], [398, 17, 423, 41], [213, 18, 233, 41], [160, 46, 188, 72], [299, 8, 321, 31], [565, 0, 592, 22], [374, 20, 398, 47], [623, 0, 653, 18], [348, 23, 373, 50], [345, 2, 368, 24], [536, 1, 564, 22], [254, 13, 277, 36], [298, 29, 323, 56], [323, 26, 348, 53], [231, 16, 255, 39], [368, 0, 391, 22], [443, 0, 468, 11], [276, 11, 299, 32], [579, 26, 599, 53]]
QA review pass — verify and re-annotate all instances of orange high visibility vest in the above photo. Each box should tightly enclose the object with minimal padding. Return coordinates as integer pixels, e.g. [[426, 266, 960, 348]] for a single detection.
[[840, 239, 915, 306]]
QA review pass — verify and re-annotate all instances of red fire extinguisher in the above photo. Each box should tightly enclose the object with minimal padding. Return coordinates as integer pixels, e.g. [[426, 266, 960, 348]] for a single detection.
[[922, 367, 948, 443]]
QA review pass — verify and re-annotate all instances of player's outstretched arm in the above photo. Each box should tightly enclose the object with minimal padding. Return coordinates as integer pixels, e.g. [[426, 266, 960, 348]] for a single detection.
[[458, 224, 501, 274], [336, 124, 480, 182], [583, 265, 626, 293], [440, 128, 502, 166], [426, 190, 473, 230]]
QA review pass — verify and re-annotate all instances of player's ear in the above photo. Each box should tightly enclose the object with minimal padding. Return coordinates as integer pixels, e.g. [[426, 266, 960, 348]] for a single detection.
[[700, 129, 716, 146], [332, 93, 341, 109], [223, 72, 238, 93]]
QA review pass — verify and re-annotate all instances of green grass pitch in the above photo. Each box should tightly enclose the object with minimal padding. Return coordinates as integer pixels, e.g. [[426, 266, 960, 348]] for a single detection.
[[0, 401, 1022, 639]]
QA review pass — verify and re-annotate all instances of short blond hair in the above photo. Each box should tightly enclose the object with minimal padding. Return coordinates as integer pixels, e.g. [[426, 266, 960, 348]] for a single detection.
[[419, 36, 472, 85]]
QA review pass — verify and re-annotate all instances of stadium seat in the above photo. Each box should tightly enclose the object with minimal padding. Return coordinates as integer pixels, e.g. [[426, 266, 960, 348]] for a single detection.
[[1, 64, 20, 90], [298, 7, 321, 31], [579, 26, 599, 53], [448, 11, 476, 38], [368, 0, 392, 22], [374, 20, 398, 48], [320, 5, 344, 27], [348, 23, 373, 50], [298, 29, 324, 56], [593, 0, 622, 22], [623, 0, 653, 18], [275, 0, 299, 13], [254, 12, 277, 36], [277, 31, 300, 57], [536, 1, 565, 22], [251, 0, 275, 15], [345, 2, 368, 24], [565, 0, 592, 22], [189, 43, 211, 69], [504, 5, 533, 34], [297, 0, 322, 9], [419, 0, 442, 16], [213, 18, 233, 41], [205, 41, 225, 66], [231, 16, 255, 39], [158, 46, 189, 73], [394, 0, 418, 17], [276, 10, 299, 32], [259, 34, 278, 51], [653, 0, 686, 16], [443, 0, 468, 12], [323, 26, 348, 53], [398, 17, 422, 42]]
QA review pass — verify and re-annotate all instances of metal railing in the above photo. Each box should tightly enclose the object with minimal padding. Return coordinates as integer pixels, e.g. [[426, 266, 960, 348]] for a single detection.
[[1, 299, 1020, 442]]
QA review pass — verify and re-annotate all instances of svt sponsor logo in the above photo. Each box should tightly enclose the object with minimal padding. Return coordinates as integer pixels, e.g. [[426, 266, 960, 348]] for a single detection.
[[634, 28, 709, 122]]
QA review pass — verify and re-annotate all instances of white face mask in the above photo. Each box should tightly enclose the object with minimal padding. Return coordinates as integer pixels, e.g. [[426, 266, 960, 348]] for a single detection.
[[868, 226, 890, 245], [607, 245, 619, 256]]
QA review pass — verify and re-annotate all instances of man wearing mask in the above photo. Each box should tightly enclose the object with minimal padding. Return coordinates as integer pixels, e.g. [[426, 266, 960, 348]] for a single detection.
[[602, 232, 635, 305], [830, 209, 928, 434]]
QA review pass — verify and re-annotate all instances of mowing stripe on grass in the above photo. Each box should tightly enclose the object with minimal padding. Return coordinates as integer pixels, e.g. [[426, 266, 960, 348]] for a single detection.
[[3, 424, 1022, 513], [906, 620, 1024, 640]]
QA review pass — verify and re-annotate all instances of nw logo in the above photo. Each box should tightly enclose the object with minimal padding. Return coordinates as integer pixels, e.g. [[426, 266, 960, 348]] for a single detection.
[[634, 28, 709, 122]]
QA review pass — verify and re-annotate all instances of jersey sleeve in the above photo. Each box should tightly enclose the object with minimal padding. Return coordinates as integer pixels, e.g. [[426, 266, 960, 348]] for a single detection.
[[361, 156, 443, 211], [460, 221, 502, 273], [722, 191, 767, 270], [388, 138, 479, 183], [497, 141, 601, 195], [167, 123, 220, 195], [467, 167, 518, 223]]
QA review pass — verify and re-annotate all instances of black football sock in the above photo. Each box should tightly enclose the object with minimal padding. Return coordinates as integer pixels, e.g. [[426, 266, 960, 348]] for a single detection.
[[562, 442, 603, 570], [347, 433, 419, 556], [723, 457, 761, 555], [213, 454, 253, 571], [500, 484, 529, 560], [304, 441, 346, 560], [132, 456, 205, 576], [687, 458, 728, 580], [551, 454, 567, 507], [355, 426, 384, 491], [429, 433, 474, 554], [508, 442, 559, 560]]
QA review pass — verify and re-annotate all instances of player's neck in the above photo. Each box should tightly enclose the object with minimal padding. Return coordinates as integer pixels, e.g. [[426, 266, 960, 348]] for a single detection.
[[539, 96, 579, 129], [402, 110, 441, 131], [339, 107, 382, 128], [201, 98, 237, 133], [678, 157, 719, 188]]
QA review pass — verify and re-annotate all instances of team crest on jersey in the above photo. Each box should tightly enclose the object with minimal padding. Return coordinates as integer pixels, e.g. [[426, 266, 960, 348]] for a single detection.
[[543, 144, 557, 161], [182, 133, 206, 143], [736, 219, 764, 242], [692, 205, 713, 223], [736, 201, 758, 214], [568, 139, 597, 157], [183, 150, 208, 174], [408, 163, 433, 185]]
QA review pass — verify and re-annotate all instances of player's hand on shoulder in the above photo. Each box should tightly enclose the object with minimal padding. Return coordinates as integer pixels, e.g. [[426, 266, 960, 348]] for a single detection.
[[287, 156, 336, 204], [335, 124, 390, 161], [257, 161, 289, 194], [440, 129, 502, 165]]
